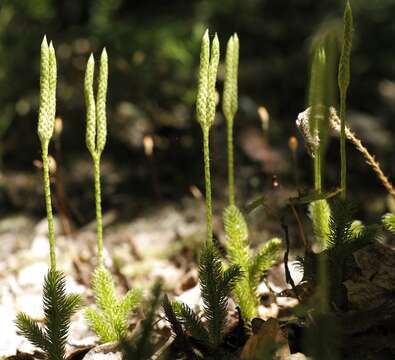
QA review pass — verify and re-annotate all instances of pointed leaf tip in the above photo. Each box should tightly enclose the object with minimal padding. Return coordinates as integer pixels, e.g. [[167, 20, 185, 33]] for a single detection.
[[345, 1, 353, 23], [88, 53, 94, 64], [41, 36, 49, 50]]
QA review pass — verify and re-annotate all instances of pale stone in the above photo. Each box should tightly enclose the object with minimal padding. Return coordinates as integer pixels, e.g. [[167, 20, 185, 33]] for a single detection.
[[83, 343, 122, 360], [15, 293, 44, 320], [31, 235, 50, 258], [176, 284, 202, 312], [18, 262, 48, 287], [65, 275, 86, 295], [267, 261, 303, 293], [0, 307, 18, 357], [68, 310, 97, 347]]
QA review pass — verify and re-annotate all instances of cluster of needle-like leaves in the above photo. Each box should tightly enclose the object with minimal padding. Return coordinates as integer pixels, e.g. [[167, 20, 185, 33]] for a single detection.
[[382, 213, 395, 235], [16, 270, 81, 360], [121, 281, 163, 360], [85, 266, 142, 343], [164, 242, 242, 359], [224, 205, 281, 323], [301, 200, 375, 309]]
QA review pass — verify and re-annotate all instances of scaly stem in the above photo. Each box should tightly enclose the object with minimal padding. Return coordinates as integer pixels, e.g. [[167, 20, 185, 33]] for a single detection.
[[202, 127, 213, 244], [339, 97, 347, 199], [41, 140, 56, 270], [94, 155, 104, 266], [227, 120, 235, 206]]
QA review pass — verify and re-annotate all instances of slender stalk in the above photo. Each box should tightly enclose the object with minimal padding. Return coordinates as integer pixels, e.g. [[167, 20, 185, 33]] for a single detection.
[[318, 252, 329, 314], [339, 98, 346, 199], [314, 149, 322, 192], [41, 140, 56, 270], [338, 1, 353, 199], [227, 120, 235, 206], [94, 156, 104, 266], [202, 127, 213, 244]]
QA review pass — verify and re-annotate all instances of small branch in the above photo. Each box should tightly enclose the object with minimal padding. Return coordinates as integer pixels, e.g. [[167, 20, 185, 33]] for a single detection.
[[329, 108, 395, 199], [290, 204, 309, 248]]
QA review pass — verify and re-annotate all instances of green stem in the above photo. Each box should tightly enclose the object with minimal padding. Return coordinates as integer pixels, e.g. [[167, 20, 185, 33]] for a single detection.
[[318, 252, 329, 314], [41, 140, 56, 270], [202, 127, 213, 244], [227, 119, 235, 206], [339, 95, 347, 199], [314, 149, 322, 192], [94, 156, 104, 266]]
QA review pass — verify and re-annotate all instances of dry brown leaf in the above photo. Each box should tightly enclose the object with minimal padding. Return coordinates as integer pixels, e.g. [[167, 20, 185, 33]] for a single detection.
[[240, 318, 290, 360]]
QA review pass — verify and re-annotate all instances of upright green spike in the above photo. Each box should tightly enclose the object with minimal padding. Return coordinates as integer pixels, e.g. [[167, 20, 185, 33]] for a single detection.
[[196, 29, 210, 128], [37, 36, 51, 143], [207, 34, 220, 128], [48, 42, 57, 126], [85, 54, 96, 158], [196, 30, 220, 244], [84, 50, 108, 266], [96, 48, 108, 155], [223, 34, 239, 206], [338, 1, 353, 199]]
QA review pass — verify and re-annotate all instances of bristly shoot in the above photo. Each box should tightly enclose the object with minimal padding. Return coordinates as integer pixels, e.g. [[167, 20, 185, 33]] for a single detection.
[[85, 265, 142, 342], [224, 204, 281, 323]]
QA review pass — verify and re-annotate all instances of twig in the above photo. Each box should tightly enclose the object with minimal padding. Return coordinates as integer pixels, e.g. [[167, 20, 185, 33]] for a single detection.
[[329, 107, 395, 198], [290, 203, 309, 248]]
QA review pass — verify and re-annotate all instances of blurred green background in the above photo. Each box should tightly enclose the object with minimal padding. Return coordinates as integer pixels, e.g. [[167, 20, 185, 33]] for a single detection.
[[1, 0, 395, 224]]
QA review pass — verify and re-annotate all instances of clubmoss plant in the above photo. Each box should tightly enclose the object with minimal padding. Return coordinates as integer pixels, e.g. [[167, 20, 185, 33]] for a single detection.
[[338, 0, 353, 199], [84, 50, 141, 343], [163, 31, 242, 359], [15, 37, 81, 360], [196, 29, 219, 244], [222, 34, 281, 324]]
